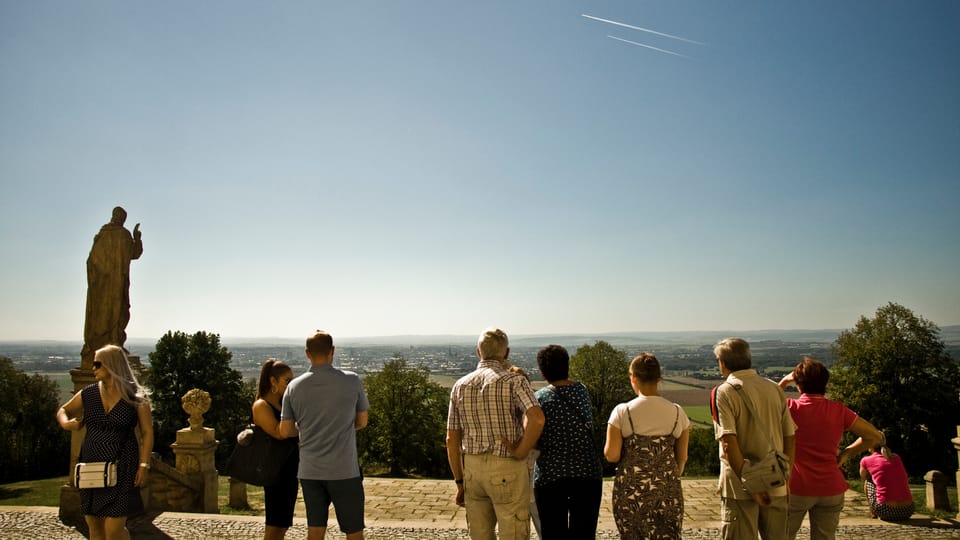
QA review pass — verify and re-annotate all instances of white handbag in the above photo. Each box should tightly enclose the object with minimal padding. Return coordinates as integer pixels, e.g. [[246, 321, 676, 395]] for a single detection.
[[74, 461, 118, 489]]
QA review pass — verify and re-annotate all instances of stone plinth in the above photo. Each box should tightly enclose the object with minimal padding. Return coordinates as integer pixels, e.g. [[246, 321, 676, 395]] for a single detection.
[[170, 425, 218, 513], [58, 366, 96, 526]]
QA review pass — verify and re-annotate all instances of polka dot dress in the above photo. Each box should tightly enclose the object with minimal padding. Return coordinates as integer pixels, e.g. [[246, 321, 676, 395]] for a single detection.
[[78, 384, 144, 517], [533, 383, 603, 487]]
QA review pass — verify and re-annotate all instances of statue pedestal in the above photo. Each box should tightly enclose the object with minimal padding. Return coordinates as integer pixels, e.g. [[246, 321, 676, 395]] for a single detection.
[[171, 427, 219, 513]]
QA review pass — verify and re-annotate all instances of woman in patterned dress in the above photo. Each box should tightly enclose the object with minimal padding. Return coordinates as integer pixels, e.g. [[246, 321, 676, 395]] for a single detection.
[[604, 353, 690, 540], [57, 344, 153, 540]]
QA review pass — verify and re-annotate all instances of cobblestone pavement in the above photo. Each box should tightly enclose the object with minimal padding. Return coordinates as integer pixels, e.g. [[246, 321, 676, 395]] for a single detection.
[[1, 478, 957, 539]]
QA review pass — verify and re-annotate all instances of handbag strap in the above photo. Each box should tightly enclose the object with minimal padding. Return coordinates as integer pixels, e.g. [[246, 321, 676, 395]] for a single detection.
[[724, 382, 780, 455]]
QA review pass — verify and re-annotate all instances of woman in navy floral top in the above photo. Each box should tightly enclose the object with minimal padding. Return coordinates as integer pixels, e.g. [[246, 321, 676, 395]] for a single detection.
[[533, 345, 604, 539]]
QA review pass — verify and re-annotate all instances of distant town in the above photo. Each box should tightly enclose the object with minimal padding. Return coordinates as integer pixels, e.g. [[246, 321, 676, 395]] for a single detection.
[[5, 327, 958, 386]]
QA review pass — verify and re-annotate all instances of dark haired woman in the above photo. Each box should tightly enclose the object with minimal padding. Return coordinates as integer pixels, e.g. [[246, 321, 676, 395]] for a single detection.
[[253, 359, 300, 540], [778, 356, 883, 540], [532, 345, 603, 538], [605, 353, 689, 539], [57, 345, 154, 540]]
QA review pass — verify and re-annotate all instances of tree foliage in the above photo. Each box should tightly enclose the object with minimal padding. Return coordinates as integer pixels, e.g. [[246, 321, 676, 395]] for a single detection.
[[0, 357, 69, 483], [145, 331, 254, 466], [358, 356, 449, 477], [829, 303, 960, 478], [569, 341, 635, 470]]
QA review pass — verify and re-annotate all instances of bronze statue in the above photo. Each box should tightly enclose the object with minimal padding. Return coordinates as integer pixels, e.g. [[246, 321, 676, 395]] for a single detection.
[[81, 207, 143, 367]]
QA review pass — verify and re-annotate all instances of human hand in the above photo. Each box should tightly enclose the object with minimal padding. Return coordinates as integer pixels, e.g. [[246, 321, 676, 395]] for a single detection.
[[455, 484, 465, 507], [501, 437, 527, 460], [778, 372, 795, 390], [134, 466, 149, 487], [64, 418, 83, 431], [751, 490, 772, 507], [133, 223, 141, 238]]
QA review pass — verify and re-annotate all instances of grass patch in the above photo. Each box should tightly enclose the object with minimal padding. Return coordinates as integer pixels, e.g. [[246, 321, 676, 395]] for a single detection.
[[684, 405, 714, 426], [0, 476, 66, 506]]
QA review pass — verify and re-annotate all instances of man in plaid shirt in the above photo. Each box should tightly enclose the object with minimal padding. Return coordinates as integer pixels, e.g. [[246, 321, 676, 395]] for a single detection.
[[446, 328, 545, 540]]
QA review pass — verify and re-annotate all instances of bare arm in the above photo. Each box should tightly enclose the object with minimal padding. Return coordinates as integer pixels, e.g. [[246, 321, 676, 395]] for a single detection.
[[134, 401, 154, 487], [675, 428, 690, 476], [509, 405, 545, 460], [252, 400, 287, 439], [604, 423, 623, 463], [783, 434, 795, 469], [446, 429, 465, 506], [839, 418, 882, 467], [278, 419, 299, 438], [56, 391, 84, 431], [355, 410, 369, 430]]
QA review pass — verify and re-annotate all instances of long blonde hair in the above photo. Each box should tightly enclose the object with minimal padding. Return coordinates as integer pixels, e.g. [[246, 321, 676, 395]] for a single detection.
[[95, 345, 150, 405]]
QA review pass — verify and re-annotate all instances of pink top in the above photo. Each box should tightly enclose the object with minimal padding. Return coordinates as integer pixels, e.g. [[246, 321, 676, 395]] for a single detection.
[[861, 452, 912, 503], [786, 394, 857, 496]]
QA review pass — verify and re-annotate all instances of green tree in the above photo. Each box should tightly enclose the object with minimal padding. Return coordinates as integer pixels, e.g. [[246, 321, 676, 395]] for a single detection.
[[0, 357, 69, 483], [830, 303, 960, 478], [358, 356, 449, 477], [684, 428, 721, 477], [569, 341, 635, 468], [146, 331, 254, 466]]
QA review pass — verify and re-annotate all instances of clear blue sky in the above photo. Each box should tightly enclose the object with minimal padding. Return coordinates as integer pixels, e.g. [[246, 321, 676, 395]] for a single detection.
[[2, 1, 958, 341]]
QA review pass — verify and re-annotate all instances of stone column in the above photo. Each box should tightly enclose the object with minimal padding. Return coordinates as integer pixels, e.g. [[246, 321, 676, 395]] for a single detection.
[[170, 389, 219, 513]]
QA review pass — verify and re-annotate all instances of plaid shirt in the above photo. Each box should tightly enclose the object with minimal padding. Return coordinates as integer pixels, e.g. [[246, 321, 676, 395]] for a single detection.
[[447, 359, 540, 458]]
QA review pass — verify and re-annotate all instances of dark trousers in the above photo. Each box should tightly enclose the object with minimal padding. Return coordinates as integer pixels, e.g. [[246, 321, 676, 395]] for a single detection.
[[534, 477, 602, 539]]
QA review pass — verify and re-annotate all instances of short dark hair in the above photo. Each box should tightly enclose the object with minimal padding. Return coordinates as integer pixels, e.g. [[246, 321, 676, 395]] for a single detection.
[[793, 356, 829, 395], [630, 353, 661, 383], [536, 345, 569, 383], [306, 330, 333, 357]]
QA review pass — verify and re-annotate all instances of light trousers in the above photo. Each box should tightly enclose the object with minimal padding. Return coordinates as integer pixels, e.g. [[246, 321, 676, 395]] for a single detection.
[[464, 453, 531, 540]]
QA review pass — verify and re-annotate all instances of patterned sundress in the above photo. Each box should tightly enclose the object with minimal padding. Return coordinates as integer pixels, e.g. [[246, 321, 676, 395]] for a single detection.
[[612, 405, 683, 539], [78, 383, 144, 517]]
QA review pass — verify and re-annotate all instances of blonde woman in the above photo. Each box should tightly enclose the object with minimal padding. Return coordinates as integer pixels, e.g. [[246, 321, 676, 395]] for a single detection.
[[57, 345, 153, 540]]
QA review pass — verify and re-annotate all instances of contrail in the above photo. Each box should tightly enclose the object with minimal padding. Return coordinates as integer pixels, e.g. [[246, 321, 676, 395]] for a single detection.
[[607, 35, 690, 58], [583, 14, 704, 46]]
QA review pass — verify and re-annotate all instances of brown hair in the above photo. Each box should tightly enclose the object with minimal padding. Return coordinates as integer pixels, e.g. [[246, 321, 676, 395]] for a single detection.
[[630, 353, 661, 383], [306, 330, 334, 357], [793, 356, 829, 395]]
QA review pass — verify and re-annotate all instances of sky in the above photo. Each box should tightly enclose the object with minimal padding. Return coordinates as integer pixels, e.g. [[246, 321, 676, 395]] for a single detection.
[[1, 1, 958, 341]]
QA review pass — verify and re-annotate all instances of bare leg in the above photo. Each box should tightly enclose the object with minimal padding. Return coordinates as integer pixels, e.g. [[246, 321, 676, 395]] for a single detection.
[[264, 525, 288, 540], [307, 526, 327, 540], [345, 531, 364, 540], [85, 515, 106, 540], [103, 516, 130, 540]]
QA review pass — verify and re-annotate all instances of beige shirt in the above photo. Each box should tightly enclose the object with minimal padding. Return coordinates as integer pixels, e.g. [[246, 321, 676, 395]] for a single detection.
[[713, 369, 796, 499]]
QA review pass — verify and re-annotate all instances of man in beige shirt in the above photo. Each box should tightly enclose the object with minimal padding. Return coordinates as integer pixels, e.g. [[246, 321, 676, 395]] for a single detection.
[[713, 338, 796, 540]]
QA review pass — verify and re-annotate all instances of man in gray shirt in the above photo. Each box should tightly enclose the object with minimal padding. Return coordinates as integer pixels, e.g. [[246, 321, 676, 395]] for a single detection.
[[281, 330, 369, 540]]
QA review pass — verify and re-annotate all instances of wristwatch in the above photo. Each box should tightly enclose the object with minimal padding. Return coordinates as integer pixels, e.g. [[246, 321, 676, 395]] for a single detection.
[[139, 462, 151, 470]]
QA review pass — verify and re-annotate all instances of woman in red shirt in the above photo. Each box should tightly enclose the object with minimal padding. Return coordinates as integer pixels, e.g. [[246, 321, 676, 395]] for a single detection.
[[778, 357, 883, 540]]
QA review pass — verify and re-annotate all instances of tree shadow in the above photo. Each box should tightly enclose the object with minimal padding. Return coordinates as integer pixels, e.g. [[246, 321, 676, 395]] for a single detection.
[[0, 486, 30, 500], [896, 515, 960, 530]]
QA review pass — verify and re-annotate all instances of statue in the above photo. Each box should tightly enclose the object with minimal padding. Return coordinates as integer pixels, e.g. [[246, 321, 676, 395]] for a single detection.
[[81, 206, 143, 368]]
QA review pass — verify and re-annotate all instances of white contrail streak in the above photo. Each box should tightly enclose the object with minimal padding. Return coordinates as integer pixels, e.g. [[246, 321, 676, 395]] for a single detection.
[[607, 35, 690, 58], [583, 14, 704, 45]]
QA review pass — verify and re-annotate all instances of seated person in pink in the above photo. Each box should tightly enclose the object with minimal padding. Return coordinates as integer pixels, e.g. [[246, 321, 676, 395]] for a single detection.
[[778, 357, 883, 540], [860, 441, 914, 522]]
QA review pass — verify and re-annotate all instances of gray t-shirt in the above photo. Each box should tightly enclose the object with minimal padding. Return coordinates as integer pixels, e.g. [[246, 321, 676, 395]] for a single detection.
[[281, 363, 369, 480]]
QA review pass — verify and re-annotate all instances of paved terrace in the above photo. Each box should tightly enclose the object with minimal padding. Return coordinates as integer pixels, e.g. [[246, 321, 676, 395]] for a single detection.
[[1, 478, 957, 539]]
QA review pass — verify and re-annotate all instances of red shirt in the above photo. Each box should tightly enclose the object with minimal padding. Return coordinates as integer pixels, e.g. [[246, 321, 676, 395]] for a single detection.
[[787, 394, 857, 496]]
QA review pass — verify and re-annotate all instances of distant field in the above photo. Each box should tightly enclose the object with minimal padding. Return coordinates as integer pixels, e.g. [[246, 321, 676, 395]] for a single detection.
[[684, 405, 714, 426]]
